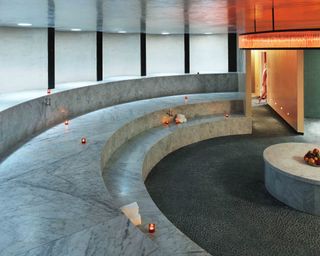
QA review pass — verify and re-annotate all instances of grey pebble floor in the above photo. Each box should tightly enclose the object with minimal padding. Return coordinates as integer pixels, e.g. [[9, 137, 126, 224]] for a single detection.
[[145, 104, 320, 256]]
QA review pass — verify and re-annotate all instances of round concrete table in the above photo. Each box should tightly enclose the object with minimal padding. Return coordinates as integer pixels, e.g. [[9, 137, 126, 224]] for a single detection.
[[264, 143, 320, 215]]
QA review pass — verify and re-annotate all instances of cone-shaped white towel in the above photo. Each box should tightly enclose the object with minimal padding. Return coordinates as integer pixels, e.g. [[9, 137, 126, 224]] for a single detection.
[[120, 202, 142, 226]]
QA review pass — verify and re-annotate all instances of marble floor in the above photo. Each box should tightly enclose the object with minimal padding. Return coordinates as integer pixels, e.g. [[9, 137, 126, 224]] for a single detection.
[[0, 89, 245, 255], [146, 104, 320, 256]]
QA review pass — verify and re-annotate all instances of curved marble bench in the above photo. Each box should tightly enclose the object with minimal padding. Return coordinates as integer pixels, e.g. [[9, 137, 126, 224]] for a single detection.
[[264, 143, 320, 215], [104, 115, 252, 255], [0, 93, 248, 256], [0, 73, 241, 160], [100, 93, 245, 171]]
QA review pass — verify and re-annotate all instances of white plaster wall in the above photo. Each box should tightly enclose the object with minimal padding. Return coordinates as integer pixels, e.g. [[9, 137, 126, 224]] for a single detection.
[[0, 27, 47, 93], [55, 31, 96, 84], [146, 35, 184, 75], [190, 34, 228, 74], [103, 34, 140, 77]]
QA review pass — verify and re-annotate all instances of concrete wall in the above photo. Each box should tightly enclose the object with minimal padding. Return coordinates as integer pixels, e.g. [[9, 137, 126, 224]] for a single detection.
[[267, 50, 304, 133], [55, 31, 96, 84], [190, 34, 228, 74], [146, 35, 184, 75], [0, 27, 47, 93], [304, 50, 320, 118], [103, 34, 140, 77]]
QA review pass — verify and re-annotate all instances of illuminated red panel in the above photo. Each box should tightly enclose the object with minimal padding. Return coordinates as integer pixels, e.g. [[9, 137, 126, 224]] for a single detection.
[[235, 0, 320, 34], [255, 0, 273, 32], [274, 0, 320, 30], [239, 31, 320, 49]]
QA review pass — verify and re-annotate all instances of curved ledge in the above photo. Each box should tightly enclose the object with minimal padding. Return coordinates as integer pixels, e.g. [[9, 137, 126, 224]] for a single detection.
[[101, 94, 245, 171], [0, 73, 248, 255], [103, 114, 252, 255], [0, 73, 240, 160], [0, 91, 248, 255]]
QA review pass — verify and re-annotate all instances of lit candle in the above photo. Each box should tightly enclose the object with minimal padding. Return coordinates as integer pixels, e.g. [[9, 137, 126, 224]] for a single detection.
[[149, 223, 156, 233], [47, 89, 51, 94], [184, 96, 189, 104], [162, 116, 170, 127], [64, 120, 69, 125], [81, 137, 87, 144]]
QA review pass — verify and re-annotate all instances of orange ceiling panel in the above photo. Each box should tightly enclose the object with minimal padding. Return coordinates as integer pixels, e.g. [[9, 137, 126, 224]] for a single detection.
[[237, 0, 320, 34], [274, 0, 320, 30]]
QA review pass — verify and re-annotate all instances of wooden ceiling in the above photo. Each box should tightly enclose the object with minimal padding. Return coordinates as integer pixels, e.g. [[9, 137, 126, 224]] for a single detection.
[[236, 0, 320, 34], [0, 0, 319, 34]]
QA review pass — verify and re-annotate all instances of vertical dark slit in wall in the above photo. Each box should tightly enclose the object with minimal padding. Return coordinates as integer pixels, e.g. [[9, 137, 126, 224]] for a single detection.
[[254, 6, 257, 32], [140, 0, 147, 76], [48, 28, 55, 89], [140, 33, 146, 76], [272, 0, 275, 31], [184, 0, 190, 74], [97, 32, 103, 81], [228, 33, 237, 72], [184, 33, 190, 73]]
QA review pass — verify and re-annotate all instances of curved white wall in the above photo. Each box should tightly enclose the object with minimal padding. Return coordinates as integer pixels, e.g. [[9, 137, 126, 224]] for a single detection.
[[0, 27, 47, 93], [0, 29, 231, 92], [55, 31, 96, 84], [103, 34, 140, 77], [190, 34, 228, 74], [146, 34, 184, 75]]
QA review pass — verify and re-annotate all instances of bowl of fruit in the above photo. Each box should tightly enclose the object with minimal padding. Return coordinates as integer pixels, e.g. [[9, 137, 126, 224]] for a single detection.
[[304, 148, 320, 167]]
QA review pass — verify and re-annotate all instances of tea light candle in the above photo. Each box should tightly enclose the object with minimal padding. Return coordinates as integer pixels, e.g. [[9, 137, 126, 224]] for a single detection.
[[64, 120, 69, 125], [162, 116, 170, 127], [81, 137, 87, 144], [47, 89, 51, 94], [148, 223, 156, 233]]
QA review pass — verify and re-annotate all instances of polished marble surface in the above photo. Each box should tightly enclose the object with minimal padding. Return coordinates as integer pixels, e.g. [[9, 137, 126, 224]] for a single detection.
[[0, 73, 240, 159], [0, 90, 248, 255], [0, 77, 138, 112], [264, 143, 320, 216], [104, 115, 251, 255], [264, 143, 320, 184]]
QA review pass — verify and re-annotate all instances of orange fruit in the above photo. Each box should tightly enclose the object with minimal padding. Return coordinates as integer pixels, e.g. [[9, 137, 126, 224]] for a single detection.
[[304, 157, 309, 162], [309, 158, 316, 165]]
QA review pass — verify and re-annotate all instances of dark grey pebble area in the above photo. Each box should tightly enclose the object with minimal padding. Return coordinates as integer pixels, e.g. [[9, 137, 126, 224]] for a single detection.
[[145, 105, 320, 256]]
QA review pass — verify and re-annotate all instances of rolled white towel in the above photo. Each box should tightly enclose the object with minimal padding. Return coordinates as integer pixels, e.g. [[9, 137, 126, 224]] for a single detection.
[[175, 114, 187, 124]]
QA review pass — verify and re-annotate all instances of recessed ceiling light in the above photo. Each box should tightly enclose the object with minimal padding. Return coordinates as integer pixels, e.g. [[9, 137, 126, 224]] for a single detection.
[[161, 32, 170, 35], [17, 23, 32, 27], [118, 30, 127, 33], [71, 28, 81, 32]]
